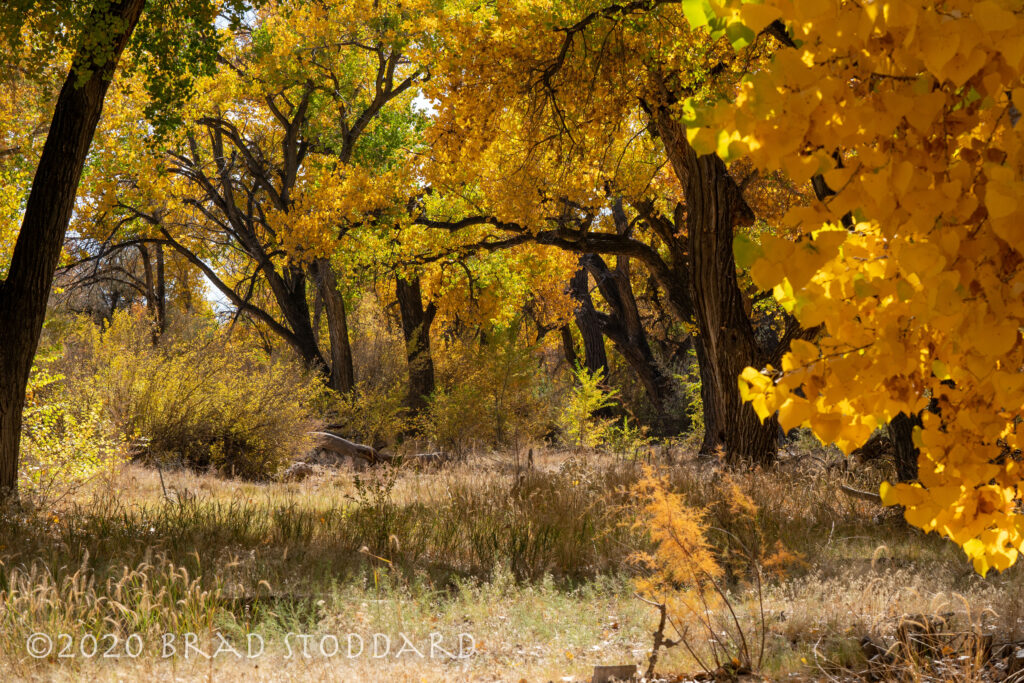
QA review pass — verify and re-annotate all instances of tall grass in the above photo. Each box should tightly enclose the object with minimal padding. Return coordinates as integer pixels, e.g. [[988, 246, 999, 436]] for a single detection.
[[2, 454, 1019, 681]]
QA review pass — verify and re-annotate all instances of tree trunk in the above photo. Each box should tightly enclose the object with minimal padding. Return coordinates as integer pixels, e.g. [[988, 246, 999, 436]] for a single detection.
[[685, 156, 778, 466], [139, 242, 166, 343], [311, 259, 354, 392], [154, 241, 166, 334], [653, 101, 779, 465], [0, 0, 147, 498], [560, 325, 579, 368], [395, 276, 437, 412], [567, 263, 609, 377], [272, 265, 329, 374], [580, 253, 675, 412], [889, 412, 920, 482]]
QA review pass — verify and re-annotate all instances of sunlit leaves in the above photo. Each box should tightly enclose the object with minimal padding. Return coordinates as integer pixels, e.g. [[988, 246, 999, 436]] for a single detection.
[[708, 0, 1024, 573]]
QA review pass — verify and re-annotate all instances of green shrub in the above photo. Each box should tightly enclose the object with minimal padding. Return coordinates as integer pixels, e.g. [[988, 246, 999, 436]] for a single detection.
[[559, 364, 618, 451], [604, 416, 652, 459], [20, 354, 124, 502]]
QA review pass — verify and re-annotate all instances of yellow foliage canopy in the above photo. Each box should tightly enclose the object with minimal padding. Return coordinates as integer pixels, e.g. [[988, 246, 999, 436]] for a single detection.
[[700, 0, 1024, 573]]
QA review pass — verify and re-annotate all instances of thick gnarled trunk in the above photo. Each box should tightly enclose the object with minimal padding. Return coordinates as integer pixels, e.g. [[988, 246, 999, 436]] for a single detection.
[[685, 155, 779, 466], [0, 0, 146, 497], [653, 104, 779, 466]]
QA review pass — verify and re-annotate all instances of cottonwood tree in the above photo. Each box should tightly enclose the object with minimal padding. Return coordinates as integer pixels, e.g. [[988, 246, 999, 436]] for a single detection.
[[416, 1, 811, 463], [685, 1, 1024, 573], [88, 0, 430, 392], [0, 0, 245, 497]]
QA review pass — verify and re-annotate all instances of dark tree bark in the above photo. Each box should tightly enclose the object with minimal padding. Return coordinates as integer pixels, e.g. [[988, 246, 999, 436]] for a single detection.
[[889, 411, 921, 482], [0, 0, 147, 498], [310, 258, 354, 392], [153, 242, 166, 333], [395, 276, 437, 412], [567, 264, 609, 377], [652, 101, 780, 466], [560, 325, 579, 368], [580, 252, 675, 412]]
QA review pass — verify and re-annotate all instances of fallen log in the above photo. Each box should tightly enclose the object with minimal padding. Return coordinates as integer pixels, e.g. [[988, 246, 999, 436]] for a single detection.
[[308, 432, 446, 466]]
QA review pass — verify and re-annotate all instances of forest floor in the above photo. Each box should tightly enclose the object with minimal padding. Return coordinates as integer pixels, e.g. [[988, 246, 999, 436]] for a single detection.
[[1, 449, 1023, 682]]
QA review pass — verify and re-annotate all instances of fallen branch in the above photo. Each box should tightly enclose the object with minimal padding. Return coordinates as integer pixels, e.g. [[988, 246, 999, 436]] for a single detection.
[[839, 483, 882, 503], [308, 432, 446, 466]]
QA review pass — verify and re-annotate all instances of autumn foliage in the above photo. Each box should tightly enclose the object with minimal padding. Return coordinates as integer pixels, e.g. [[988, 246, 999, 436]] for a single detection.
[[1, 0, 1023, 580], [697, 1, 1024, 573]]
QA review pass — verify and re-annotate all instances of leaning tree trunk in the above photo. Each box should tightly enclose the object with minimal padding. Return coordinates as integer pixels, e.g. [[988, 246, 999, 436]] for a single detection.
[[0, 0, 147, 498], [580, 252, 676, 413], [268, 263, 334, 378], [395, 276, 437, 412]]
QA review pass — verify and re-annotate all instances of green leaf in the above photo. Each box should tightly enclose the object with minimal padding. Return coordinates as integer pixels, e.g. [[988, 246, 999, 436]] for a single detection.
[[734, 233, 764, 269], [681, 0, 715, 29], [725, 21, 755, 49]]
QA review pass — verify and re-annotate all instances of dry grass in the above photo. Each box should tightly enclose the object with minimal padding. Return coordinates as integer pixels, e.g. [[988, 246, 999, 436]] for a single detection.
[[1, 449, 1022, 682]]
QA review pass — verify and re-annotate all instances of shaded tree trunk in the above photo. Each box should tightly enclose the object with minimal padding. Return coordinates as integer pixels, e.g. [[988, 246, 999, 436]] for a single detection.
[[567, 264, 609, 377], [274, 265, 326, 370], [154, 242, 165, 333], [0, 0, 146, 498], [889, 412, 921, 482], [310, 258, 354, 393], [139, 242, 166, 343], [581, 252, 675, 412], [396, 276, 437, 412], [560, 325, 579, 368], [652, 105, 779, 466], [685, 155, 778, 465]]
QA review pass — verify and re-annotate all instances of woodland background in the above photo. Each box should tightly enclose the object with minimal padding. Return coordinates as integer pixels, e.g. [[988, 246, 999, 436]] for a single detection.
[[1, 0, 1023, 681]]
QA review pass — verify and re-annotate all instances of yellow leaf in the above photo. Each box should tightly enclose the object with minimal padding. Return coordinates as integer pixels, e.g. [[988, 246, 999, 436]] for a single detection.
[[986, 183, 1018, 219], [810, 412, 843, 444], [777, 397, 812, 431], [740, 4, 783, 33], [931, 360, 950, 380]]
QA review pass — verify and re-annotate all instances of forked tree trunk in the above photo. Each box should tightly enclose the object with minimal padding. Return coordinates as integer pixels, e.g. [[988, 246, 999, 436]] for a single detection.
[[268, 264, 332, 377], [311, 258, 354, 393], [395, 276, 437, 412], [0, 0, 147, 498]]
